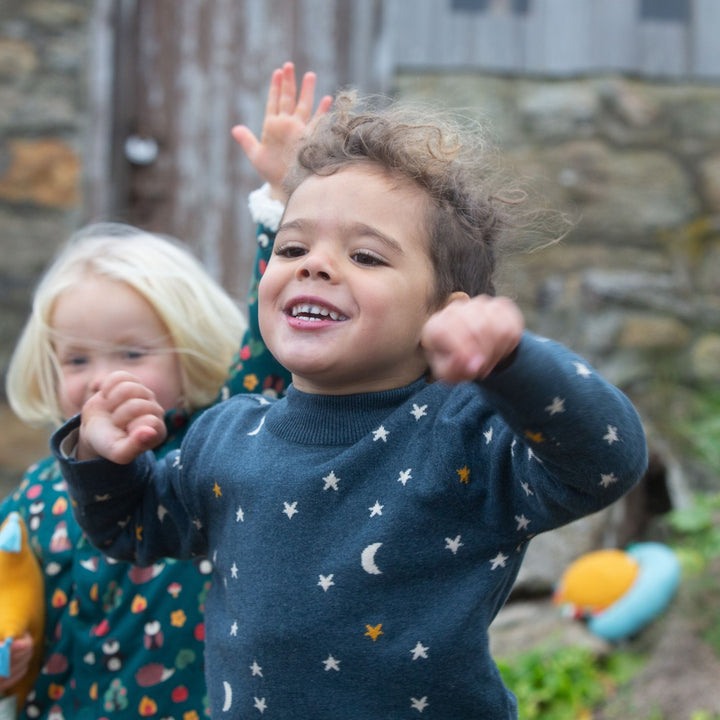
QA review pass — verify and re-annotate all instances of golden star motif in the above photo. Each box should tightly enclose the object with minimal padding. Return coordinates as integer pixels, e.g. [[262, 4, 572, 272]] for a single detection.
[[525, 429, 545, 444], [457, 466, 470, 484], [135, 525, 143, 541], [365, 623, 384, 642], [213, 481, 222, 498]]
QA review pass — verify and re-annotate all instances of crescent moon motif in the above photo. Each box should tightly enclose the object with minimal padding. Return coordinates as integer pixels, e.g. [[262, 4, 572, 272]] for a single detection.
[[247, 416, 265, 436], [222, 680, 232, 712], [361, 542, 383, 575]]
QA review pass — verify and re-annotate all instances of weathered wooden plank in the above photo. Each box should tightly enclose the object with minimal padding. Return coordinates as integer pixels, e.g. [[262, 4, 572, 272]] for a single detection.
[[588, 0, 639, 71], [691, 0, 720, 79], [469, 13, 526, 72], [638, 19, 689, 78], [524, 0, 594, 75], [83, 0, 117, 223]]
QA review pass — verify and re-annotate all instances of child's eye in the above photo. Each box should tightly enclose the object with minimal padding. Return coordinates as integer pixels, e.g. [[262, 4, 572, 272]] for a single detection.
[[121, 348, 147, 360], [351, 250, 386, 267], [63, 355, 88, 367], [275, 244, 307, 259]]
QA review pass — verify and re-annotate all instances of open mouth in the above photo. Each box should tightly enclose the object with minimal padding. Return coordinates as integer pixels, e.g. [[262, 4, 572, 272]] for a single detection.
[[289, 303, 348, 322]]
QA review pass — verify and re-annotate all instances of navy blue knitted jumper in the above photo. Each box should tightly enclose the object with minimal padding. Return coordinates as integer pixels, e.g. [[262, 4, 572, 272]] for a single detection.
[[53, 333, 647, 719]]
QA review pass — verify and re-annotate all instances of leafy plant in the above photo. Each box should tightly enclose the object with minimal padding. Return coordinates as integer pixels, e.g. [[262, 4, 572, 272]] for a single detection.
[[666, 492, 720, 566], [674, 389, 720, 476], [497, 645, 643, 720]]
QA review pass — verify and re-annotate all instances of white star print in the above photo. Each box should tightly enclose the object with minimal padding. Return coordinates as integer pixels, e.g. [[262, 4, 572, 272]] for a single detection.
[[604, 425, 619, 444], [410, 641, 429, 660], [574, 361, 592, 377], [373, 425, 389, 442], [230, 621, 238, 636], [520, 481, 534, 496], [545, 396, 566, 415], [445, 535, 463, 554], [600, 472, 619, 488], [192, 517, 203, 530], [236, 506, 244, 522], [254, 696, 267, 713], [490, 551, 509, 570], [231, 562, 238, 578], [318, 574, 335, 592], [283, 501, 298, 519], [369, 501, 384, 517], [250, 660, 263, 677], [323, 654, 341, 671], [528, 447, 542, 463], [515, 514, 530, 531], [397, 469, 412, 486], [323, 471, 340, 491], [484, 427, 494, 444], [411, 696, 429, 712], [171, 451, 182, 468], [410, 403, 428, 420], [157, 505, 168, 521], [511, 438, 517, 456]]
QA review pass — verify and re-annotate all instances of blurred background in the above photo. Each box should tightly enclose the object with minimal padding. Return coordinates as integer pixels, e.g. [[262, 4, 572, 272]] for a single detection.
[[1, 1, 719, 714]]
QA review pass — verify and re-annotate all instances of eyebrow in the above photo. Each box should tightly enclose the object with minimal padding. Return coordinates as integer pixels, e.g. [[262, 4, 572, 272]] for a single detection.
[[277, 218, 405, 255]]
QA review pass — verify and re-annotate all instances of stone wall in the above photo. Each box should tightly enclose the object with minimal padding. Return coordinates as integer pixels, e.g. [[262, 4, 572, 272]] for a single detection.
[[0, 1, 91, 488], [395, 73, 720, 495]]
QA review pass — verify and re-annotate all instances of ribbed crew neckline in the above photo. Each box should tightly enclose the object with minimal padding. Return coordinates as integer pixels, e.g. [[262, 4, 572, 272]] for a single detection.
[[263, 378, 427, 446]]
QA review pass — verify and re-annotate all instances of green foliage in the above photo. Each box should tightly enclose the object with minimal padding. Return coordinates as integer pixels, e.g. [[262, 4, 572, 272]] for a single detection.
[[666, 492, 720, 566], [675, 389, 720, 476], [497, 646, 643, 720]]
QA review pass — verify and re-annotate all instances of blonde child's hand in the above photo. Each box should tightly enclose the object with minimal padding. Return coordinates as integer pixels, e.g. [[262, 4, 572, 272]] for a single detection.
[[78, 371, 167, 464], [0, 632, 33, 692], [231, 61, 333, 201], [422, 295, 525, 383]]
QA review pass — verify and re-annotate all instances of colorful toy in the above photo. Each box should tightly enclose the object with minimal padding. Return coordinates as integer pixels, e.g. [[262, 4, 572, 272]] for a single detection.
[[0, 512, 45, 710], [553, 541, 681, 641]]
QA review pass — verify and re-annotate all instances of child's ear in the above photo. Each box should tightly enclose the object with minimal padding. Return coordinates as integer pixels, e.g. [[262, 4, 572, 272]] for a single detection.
[[442, 291, 470, 308]]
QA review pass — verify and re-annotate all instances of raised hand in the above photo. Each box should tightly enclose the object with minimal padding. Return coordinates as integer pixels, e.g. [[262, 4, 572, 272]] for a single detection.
[[421, 294, 525, 383], [78, 371, 167, 463], [231, 61, 333, 201]]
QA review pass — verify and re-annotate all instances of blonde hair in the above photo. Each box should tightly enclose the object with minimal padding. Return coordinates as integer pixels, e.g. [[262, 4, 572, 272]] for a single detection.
[[6, 223, 246, 427]]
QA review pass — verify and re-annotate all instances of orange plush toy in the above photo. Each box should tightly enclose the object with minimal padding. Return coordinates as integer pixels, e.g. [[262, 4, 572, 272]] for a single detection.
[[553, 542, 681, 641], [0, 512, 45, 713]]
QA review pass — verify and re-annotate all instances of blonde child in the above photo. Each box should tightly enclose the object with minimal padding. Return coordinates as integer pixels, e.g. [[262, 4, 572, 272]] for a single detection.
[[52, 85, 647, 718], [2, 63, 328, 720]]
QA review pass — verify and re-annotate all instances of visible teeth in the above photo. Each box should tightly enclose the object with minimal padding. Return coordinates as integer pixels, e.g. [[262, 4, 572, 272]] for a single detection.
[[291, 304, 344, 321]]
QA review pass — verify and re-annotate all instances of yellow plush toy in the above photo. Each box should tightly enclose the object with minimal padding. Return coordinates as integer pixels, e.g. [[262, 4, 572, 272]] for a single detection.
[[0, 512, 45, 712]]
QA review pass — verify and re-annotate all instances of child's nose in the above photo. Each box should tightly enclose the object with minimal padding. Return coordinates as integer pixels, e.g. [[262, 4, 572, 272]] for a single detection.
[[296, 251, 335, 281], [88, 360, 113, 393]]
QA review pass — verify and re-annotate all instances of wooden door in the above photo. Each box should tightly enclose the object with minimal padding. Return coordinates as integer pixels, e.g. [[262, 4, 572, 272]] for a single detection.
[[84, 0, 385, 300]]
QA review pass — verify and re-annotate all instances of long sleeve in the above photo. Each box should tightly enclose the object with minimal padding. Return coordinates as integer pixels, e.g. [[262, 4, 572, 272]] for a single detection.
[[50, 333, 648, 720], [219, 185, 291, 401]]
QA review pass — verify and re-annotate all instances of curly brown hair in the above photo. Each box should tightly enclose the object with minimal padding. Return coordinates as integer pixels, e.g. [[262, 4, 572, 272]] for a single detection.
[[284, 91, 531, 308]]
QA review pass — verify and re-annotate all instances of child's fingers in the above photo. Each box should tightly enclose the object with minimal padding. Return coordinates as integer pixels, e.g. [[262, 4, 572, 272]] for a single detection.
[[313, 94, 334, 121], [278, 61, 297, 115], [295, 71, 317, 120], [111, 396, 164, 431], [230, 125, 259, 160], [264, 66, 283, 117]]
